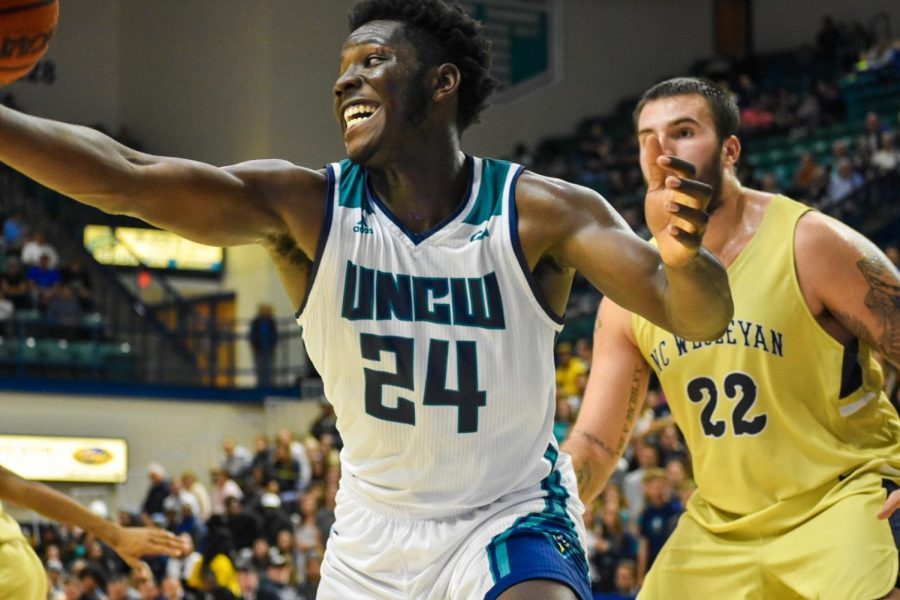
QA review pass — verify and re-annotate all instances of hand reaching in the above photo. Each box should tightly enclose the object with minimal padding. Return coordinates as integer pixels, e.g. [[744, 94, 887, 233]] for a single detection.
[[877, 487, 900, 521], [108, 525, 187, 572], [643, 134, 713, 268]]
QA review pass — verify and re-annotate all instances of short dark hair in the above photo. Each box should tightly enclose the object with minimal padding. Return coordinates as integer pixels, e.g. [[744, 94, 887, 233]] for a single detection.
[[348, 0, 498, 131], [633, 77, 740, 142]]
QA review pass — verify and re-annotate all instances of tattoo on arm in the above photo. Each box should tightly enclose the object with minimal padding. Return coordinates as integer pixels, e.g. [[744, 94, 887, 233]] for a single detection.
[[617, 366, 647, 453], [572, 428, 617, 459], [857, 257, 900, 362]]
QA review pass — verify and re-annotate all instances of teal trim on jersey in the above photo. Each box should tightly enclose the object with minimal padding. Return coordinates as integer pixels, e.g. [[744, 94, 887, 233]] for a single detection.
[[487, 443, 590, 587], [337, 159, 374, 214], [462, 158, 512, 225]]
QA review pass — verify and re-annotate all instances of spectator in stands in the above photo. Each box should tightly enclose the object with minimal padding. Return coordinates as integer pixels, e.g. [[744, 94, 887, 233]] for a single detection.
[[59, 258, 95, 312], [250, 434, 273, 478], [249, 303, 279, 387], [25, 250, 59, 294], [160, 577, 185, 600], [636, 469, 682, 586], [622, 442, 660, 521], [61, 574, 83, 600], [553, 396, 574, 443], [295, 492, 323, 579], [20, 230, 58, 268], [235, 558, 260, 600], [258, 492, 293, 546], [295, 549, 322, 599], [309, 401, 341, 450], [0, 287, 14, 331], [863, 111, 888, 153], [166, 532, 202, 587], [612, 559, 639, 600], [181, 470, 212, 521], [186, 527, 241, 597], [142, 463, 170, 519], [822, 157, 865, 210], [274, 428, 311, 493], [593, 499, 638, 594], [77, 565, 107, 600], [555, 341, 587, 398], [219, 495, 262, 552], [269, 442, 303, 508], [2, 210, 27, 256], [790, 151, 826, 199], [871, 131, 899, 173], [220, 437, 252, 484], [210, 467, 244, 517], [3, 257, 33, 310], [45, 283, 84, 338], [256, 549, 295, 599]]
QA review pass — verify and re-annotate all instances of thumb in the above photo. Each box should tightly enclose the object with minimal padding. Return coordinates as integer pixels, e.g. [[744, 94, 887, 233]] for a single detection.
[[644, 134, 665, 190]]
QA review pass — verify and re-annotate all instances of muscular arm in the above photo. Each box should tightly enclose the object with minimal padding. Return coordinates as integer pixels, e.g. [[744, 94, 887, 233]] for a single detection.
[[796, 212, 900, 368], [561, 298, 651, 504], [0, 464, 183, 570], [0, 105, 324, 252], [517, 170, 732, 340]]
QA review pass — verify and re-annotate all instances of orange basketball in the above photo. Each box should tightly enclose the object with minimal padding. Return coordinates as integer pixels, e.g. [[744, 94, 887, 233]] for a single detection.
[[0, 0, 58, 85]]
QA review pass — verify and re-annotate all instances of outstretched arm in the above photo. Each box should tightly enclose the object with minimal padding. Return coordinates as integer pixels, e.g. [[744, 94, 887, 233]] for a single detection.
[[0, 105, 323, 251], [562, 299, 651, 504], [518, 136, 732, 341], [0, 464, 184, 571]]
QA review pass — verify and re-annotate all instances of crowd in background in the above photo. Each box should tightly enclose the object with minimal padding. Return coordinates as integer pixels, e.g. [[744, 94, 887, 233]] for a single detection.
[[0, 210, 96, 337], [3, 11, 899, 600]]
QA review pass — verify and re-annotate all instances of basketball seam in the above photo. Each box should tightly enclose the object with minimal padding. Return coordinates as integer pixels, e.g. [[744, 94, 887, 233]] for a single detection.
[[0, 1, 56, 17]]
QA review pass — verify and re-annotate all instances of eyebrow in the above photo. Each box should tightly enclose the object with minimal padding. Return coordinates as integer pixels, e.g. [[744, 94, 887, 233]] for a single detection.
[[637, 117, 700, 136], [339, 39, 390, 62]]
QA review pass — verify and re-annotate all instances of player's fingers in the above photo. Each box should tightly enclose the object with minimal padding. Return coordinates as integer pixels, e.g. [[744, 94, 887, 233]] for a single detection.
[[658, 155, 697, 178], [665, 226, 702, 250], [666, 176, 712, 208], [877, 490, 900, 519], [666, 201, 709, 234]]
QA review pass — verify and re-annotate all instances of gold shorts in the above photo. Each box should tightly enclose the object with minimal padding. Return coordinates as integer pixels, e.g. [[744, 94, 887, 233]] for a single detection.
[[638, 480, 899, 600]]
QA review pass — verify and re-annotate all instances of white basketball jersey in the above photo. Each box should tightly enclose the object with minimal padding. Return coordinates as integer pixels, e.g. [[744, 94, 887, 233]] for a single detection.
[[297, 156, 564, 518]]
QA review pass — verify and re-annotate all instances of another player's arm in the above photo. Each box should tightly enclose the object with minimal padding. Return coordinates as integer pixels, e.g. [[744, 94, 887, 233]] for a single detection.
[[0, 105, 323, 250], [796, 212, 900, 370], [562, 298, 651, 505], [0, 464, 184, 571], [795, 213, 900, 520]]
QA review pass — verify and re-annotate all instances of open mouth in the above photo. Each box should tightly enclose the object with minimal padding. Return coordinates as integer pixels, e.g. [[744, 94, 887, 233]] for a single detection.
[[343, 102, 380, 131]]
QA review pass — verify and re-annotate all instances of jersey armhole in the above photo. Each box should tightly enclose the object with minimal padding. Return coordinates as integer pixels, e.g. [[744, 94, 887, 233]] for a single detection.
[[295, 162, 338, 319]]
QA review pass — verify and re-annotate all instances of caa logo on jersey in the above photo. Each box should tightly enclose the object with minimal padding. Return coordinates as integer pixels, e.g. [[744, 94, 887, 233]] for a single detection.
[[73, 447, 114, 465]]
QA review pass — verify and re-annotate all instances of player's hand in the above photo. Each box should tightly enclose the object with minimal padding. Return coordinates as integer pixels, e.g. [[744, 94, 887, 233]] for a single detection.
[[877, 487, 900, 520], [110, 526, 187, 571], [643, 134, 712, 268]]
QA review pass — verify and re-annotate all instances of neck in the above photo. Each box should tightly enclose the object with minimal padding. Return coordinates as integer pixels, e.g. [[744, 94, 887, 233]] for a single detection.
[[366, 130, 468, 233], [701, 171, 748, 256]]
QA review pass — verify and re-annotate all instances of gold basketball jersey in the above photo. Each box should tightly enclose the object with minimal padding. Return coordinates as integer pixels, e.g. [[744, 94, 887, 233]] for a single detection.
[[0, 501, 25, 544], [633, 194, 900, 536]]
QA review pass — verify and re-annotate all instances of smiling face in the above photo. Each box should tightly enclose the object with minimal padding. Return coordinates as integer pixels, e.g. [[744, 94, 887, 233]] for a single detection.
[[334, 20, 433, 165], [637, 94, 728, 213]]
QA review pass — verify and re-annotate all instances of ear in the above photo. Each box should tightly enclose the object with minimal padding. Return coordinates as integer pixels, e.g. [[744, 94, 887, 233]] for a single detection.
[[432, 63, 461, 102], [722, 134, 741, 170]]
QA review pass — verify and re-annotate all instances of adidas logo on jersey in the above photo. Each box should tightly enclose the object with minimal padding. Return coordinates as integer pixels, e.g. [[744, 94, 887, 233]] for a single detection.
[[469, 228, 490, 242], [353, 218, 373, 235]]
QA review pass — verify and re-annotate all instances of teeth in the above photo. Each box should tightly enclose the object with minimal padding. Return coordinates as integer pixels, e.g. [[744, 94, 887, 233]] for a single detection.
[[344, 103, 378, 129]]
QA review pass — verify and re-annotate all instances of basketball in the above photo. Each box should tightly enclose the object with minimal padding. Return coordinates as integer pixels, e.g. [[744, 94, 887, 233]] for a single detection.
[[0, 0, 58, 85]]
